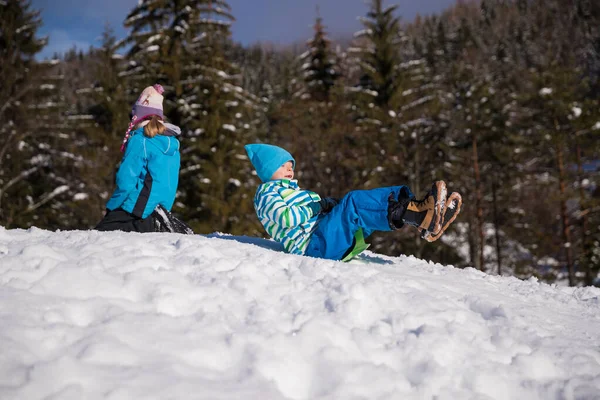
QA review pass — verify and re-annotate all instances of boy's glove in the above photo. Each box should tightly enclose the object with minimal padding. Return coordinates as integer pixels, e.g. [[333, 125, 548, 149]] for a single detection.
[[318, 197, 339, 214]]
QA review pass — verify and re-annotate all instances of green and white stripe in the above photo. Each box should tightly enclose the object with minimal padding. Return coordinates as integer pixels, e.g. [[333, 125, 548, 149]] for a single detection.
[[254, 179, 321, 255]]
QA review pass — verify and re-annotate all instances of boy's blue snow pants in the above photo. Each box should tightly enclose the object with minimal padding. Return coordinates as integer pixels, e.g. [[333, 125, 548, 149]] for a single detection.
[[305, 185, 412, 260]]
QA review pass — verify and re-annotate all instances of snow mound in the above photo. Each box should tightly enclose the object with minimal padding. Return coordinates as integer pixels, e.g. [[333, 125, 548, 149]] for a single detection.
[[0, 227, 599, 400]]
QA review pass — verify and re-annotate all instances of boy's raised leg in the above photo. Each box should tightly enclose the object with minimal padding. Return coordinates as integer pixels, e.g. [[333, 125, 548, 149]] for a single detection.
[[305, 186, 411, 260]]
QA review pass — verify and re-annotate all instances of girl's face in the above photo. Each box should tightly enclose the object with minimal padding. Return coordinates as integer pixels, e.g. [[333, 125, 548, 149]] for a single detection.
[[270, 161, 294, 181]]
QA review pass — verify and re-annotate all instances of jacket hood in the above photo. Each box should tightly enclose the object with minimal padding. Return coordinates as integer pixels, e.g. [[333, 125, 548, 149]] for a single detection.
[[132, 127, 180, 156]]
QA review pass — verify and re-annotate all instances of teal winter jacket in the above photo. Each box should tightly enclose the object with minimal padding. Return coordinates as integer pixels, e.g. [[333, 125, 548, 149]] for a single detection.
[[106, 127, 180, 218]]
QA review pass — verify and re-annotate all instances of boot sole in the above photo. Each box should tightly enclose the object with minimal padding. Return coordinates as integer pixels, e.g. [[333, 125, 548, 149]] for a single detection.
[[424, 192, 462, 243], [420, 180, 447, 239]]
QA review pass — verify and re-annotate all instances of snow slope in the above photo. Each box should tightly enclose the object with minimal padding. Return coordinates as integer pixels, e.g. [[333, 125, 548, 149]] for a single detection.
[[0, 227, 599, 400]]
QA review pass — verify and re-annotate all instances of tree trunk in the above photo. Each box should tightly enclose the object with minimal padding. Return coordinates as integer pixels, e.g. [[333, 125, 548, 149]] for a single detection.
[[468, 217, 477, 268], [414, 129, 422, 258], [491, 177, 502, 275], [576, 143, 592, 286], [557, 143, 575, 286], [473, 134, 485, 271]]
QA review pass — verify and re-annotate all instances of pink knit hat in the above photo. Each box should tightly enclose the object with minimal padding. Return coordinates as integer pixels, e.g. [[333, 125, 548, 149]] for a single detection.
[[133, 84, 164, 121], [120, 84, 165, 152]]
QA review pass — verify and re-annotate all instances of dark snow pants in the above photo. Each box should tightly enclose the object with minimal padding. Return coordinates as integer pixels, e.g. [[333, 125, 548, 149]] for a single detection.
[[94, 208, 155, 233]]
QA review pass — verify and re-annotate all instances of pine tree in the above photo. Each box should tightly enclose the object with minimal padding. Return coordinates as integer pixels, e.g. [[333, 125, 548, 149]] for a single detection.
[[389, 16, 459, 261], [1, 0, 44, 226], [85, 25, 129, 140], [570, 0, 600, 286], [458, 0, 533, 275], [123, 0, 260, 234], [395, 16, 453, 193], [352, 0, 403, 109], [582, 182, 600, 285], [297, 12, 339, 102], [505, 0, 600, 285], [0, 0, 79, 228], [572, 96, 600, 286], [343, 0, 405, 192], [72, 25, 131, 226]]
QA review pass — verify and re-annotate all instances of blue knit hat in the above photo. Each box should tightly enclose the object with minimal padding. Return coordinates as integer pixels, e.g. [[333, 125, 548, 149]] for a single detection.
[[244, 144, 295, 182]]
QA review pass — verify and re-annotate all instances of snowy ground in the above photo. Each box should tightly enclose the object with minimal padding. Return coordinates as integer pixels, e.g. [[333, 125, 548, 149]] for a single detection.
[[1, 227, 599, 400]]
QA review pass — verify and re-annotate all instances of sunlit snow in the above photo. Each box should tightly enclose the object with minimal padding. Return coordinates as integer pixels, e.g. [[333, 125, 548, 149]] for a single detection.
[[0, 227, 599, 399]]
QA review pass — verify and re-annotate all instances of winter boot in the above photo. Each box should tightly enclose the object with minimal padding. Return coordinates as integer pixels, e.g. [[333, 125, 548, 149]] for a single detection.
[[423, 191, 462, 242], [387, 187, 413, 230], [402, 181, 447, 239], [152, 205, 195, 234]]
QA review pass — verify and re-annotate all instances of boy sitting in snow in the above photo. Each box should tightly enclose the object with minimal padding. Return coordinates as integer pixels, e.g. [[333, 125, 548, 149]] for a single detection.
[[245, 144, 462, 261]]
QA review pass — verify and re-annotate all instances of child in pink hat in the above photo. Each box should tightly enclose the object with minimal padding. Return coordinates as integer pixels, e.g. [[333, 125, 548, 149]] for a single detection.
[[95, 84, 192, 234]]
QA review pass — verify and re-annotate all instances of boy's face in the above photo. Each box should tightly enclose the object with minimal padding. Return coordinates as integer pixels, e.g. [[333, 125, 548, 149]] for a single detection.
[[270, 161, 294, 181]]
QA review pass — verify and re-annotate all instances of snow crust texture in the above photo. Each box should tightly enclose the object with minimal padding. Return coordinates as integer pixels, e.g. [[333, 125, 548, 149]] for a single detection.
[[0, 227, 599, 400]]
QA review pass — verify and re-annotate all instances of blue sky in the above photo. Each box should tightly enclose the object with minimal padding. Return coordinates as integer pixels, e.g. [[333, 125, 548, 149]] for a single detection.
[[31, 0, 458, 59]]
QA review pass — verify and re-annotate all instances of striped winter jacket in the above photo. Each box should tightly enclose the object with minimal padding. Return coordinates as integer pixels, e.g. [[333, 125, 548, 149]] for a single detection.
[[253, 179, 323, 255]]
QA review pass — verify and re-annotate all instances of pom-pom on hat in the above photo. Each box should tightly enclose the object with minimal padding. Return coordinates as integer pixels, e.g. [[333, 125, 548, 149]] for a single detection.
[[121, 83, 165, 152], [244, 144, 295, 182]]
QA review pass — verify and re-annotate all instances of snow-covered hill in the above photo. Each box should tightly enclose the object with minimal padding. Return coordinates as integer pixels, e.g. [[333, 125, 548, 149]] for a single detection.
[[1, 227, 599, 400]]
